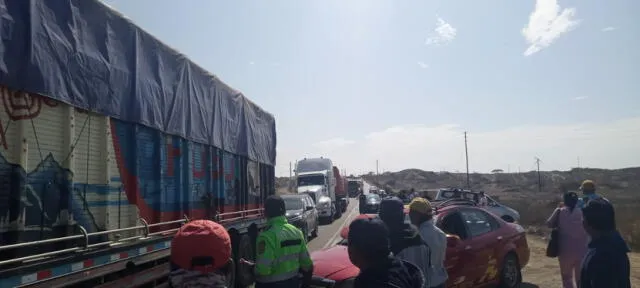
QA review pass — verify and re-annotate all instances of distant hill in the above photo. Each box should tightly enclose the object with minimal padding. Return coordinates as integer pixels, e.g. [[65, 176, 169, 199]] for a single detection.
[[276, 167, 640, 196]]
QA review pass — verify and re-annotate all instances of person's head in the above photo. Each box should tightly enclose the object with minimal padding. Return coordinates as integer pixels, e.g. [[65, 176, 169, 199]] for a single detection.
[[379, 197, 405, 227], [408, 197, 433, 226], [265, 195, 286, 218], [347, 217, 390, 269], [582, 198, 616, 237], [170, 220, 232, 275], [563, 191, 579, 211], [579, 180, 596, 195]]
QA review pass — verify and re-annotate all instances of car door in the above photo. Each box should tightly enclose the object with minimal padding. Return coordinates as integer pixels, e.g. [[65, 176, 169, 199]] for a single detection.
[[437, 211, 475, 287], [458, 208, 502, 286]]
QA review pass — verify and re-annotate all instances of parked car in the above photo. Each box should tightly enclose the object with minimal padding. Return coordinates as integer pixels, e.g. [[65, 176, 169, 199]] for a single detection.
[[435, 188, 520, 223], [281, 194, 319, 241], [311, 199, 530, 288], [359, 193, 381, 214]]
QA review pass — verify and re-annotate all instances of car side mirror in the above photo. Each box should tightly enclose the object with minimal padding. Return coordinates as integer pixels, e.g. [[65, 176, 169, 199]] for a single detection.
[[305, 205, 314, 211], [446, 235, 461, 248]]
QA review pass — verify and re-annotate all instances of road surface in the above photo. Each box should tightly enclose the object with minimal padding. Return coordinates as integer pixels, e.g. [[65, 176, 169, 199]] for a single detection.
[[306, 181, 372, 252]]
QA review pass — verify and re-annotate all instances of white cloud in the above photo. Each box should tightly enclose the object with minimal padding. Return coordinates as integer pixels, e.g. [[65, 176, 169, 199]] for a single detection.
[[417, 61, 429, 69], [425, 17, 457, 46], [275, 117, 640, 176], [573, 96, 588, 100], [601, 26, 616, 32], [522, 0, 580, 56]]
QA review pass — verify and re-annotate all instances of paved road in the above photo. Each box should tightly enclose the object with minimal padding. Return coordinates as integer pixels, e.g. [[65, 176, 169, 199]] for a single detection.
[[306, 182, 372, 252]]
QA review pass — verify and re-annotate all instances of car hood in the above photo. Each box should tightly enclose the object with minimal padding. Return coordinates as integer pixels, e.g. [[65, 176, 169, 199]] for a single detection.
[[310, 245, 359, 281], [297, 185, 323, 193]]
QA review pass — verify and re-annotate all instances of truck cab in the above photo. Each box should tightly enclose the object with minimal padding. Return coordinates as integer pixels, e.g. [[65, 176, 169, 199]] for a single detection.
[[297, 171, 335, 222]]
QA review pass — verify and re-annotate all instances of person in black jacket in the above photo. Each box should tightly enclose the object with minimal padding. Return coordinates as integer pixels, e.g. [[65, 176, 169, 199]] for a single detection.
[[580, 198, 630, 288], [347, 217, 425, 288]]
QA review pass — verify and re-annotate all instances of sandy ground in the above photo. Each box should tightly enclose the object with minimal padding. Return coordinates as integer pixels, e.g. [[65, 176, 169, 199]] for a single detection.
[[523, 234, 640, 288]]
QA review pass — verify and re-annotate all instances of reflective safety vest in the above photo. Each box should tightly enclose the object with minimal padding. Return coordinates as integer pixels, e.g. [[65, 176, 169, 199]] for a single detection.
[[255, 216, 312, 283]]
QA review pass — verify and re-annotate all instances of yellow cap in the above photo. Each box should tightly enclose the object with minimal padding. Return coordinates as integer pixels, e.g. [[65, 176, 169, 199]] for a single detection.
[[580, 180, 596, 191], [408, 197, 433, 215]]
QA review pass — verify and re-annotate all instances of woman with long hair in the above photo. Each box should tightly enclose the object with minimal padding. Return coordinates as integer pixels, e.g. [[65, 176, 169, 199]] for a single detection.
[[546, 192, 589, 288]]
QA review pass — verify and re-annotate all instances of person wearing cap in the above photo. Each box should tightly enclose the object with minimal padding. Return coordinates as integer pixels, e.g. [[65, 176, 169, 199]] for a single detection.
[[379, 197, 431, 288], [579, 198, 630, 288], [348, 217, 425, 288], [576, 180, 605, 209], [253, 195, 313, 288], [408, 198, 448, 288], [169, 219, 233, 287], [478, 191, 488, 206]]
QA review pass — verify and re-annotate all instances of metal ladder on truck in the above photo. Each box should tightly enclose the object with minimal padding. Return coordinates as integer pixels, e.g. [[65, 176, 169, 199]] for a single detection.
[[0, 217, 188, 288]]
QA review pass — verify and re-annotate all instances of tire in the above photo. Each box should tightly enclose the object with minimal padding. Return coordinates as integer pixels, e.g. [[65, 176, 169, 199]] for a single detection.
[[311, 219, 319, 238], [335, 206, 343, 219], [498, 253, 522, 288], [235, 235, 255, 288], [226, 252, 236, 288]]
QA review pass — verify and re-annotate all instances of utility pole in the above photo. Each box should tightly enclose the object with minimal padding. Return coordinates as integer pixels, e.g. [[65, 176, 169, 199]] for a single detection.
[[376, 160, 379, 176], [289, 161, 292, 178], [577, 156, 581, 168], [464, 131, 470, 188], [535, 157, 542, 192]]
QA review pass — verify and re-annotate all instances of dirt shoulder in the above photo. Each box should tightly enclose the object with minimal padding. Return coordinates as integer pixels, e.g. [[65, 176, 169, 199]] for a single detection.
[[523, 233, 640, 287]]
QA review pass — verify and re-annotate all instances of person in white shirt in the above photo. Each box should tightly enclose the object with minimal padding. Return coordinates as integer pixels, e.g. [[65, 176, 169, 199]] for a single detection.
[[478, 191, 488, 206], [408, 197, 448, 288]]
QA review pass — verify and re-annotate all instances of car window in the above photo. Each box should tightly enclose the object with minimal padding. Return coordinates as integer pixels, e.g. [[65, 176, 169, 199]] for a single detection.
[[438, 212, 469, 240], [459, 209, 497, 237]]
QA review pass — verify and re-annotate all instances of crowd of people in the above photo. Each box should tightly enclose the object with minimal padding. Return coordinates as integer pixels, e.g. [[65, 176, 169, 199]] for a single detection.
[[546, 180, 631, 288], [164, 180, 631, 288]]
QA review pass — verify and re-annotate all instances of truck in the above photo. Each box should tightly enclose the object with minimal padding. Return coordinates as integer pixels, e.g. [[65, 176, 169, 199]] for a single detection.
[[347, 178, 363, 198], [333, 166, 348, 216], [0, 1, 276, 287], [295, 158, 336, 223]]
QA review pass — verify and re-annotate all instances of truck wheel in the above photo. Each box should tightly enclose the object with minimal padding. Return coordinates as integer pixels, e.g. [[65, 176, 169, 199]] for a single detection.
[[236, 235, 255, 288]]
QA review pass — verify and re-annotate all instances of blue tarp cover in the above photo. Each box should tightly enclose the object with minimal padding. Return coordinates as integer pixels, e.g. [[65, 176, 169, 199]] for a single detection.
[[0, 0, 276, 165]]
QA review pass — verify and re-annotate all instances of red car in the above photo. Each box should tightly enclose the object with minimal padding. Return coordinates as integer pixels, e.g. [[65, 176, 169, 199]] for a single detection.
[[311, 200, 530, 288]]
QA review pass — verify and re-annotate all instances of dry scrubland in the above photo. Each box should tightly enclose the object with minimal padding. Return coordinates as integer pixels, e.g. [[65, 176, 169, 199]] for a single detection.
[[276, 167, 640, 250]]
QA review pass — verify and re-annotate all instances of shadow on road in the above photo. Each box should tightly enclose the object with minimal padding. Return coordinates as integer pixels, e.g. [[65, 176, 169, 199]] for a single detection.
[[521, 282, 540, 288]]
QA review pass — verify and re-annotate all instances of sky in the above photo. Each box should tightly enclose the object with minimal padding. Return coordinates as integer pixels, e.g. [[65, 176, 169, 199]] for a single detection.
[[101, 0, 640, 176]]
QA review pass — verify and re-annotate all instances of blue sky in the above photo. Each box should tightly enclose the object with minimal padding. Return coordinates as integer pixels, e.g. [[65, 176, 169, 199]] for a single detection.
[[103, 0, 639, 176]]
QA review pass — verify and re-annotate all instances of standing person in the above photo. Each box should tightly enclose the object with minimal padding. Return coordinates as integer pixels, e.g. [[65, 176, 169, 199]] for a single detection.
[[408, 198, 448, 288], [379, 197, 431, 288], [169, 219, 233, 287], [477, 191, 488, 206], [347, 217, 425, 288], [580, 198, 630, 288], [577, 180, 604, 209], [252, 195, 314, 288], [546, 192, 589, 288]]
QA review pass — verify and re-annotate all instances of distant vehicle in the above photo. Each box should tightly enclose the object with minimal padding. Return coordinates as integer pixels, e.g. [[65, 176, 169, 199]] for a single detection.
[[359, 193, 381, 214], [311, 199, 530, 288], [295, 157, 337, 223], [281, 194, 319, 241], [435, 188, 520, 223], [347, 179, 363, 198]]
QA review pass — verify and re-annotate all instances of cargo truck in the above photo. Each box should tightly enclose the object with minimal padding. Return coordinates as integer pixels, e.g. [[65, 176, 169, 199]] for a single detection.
[[333, 166, 348, 216], [0, 1, 276, 287], [295, 158, 336, 223]]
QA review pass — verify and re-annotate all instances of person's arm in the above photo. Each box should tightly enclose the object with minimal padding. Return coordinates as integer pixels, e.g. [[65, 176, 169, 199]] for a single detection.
[[297, 230, 314, 288], [254, 233, 276, 279], [546, 208, 560, 228]]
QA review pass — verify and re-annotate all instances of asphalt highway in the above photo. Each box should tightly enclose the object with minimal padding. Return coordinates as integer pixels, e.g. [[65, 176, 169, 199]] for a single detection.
[[306, 182, 372, 253]]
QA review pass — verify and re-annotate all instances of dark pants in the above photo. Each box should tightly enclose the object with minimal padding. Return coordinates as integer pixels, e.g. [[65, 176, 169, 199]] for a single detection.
[[255, 277, 300, 288]]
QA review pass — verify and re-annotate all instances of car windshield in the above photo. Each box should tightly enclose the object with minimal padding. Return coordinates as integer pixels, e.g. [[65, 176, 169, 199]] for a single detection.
[[366, 194, 380, 201], [297, 175, 325, 186], [348, 182, 359, 191], [283, 198, 304, 210]]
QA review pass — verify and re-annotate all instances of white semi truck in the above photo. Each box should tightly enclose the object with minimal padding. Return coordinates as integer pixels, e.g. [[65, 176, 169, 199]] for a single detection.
[[295, 158, 336, 223]]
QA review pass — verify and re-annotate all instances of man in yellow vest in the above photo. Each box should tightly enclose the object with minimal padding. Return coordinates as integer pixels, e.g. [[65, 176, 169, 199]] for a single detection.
[[253, 195, 313, 288]]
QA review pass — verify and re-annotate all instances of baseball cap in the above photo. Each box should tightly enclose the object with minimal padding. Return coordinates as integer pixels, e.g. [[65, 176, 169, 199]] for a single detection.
[[580, 180, 596, 191], [379, 197, 405, 224], [171, 220, 231, 273], [348, 217, 390, 255], [408, 197, 433, 215]]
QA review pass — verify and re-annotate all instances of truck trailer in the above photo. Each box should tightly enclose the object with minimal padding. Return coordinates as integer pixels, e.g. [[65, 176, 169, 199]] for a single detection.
[[0, 1, 276, 287], [333, 166, 348, 216]]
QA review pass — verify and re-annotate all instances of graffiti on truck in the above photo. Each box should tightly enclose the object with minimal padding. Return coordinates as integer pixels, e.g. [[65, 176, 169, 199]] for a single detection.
[[0, 88, 269, 249]]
